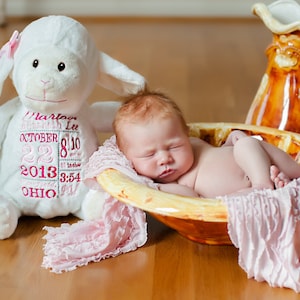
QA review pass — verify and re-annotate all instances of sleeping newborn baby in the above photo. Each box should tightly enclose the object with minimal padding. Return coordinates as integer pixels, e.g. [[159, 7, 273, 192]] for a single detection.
[[113, 89, 300, 198]]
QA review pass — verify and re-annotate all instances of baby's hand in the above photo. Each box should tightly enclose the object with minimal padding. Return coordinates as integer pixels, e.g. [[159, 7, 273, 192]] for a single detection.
[[158, 183, 199, 197]]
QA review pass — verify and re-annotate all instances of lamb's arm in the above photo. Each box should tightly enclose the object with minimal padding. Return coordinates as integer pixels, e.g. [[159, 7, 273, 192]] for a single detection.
[[89, 101, 121, 132]]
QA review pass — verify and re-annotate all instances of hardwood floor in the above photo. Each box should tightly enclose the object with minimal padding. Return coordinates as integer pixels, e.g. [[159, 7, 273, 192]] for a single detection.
[[1, 17, 298, 299]]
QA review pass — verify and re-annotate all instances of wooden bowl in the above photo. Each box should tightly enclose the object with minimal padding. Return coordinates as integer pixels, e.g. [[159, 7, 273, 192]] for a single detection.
[[97, 122, 300, 245]]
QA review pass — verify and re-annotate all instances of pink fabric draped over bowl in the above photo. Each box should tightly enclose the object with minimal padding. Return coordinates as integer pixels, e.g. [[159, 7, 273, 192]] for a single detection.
[[221, 181, 300, 292], [42, 136, 156, 274]]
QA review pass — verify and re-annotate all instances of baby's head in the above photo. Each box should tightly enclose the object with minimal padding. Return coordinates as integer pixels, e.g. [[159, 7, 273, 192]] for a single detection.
[[113, 89, 194, 183], [114, 89, 188, 151]]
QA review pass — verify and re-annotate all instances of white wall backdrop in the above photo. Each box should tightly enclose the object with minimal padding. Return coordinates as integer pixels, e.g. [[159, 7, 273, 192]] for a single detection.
[[6, 0, 275, 17]]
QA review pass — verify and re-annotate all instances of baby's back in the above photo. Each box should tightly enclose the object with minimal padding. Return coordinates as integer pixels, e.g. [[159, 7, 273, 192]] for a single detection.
[[179, 139, 251, 197]]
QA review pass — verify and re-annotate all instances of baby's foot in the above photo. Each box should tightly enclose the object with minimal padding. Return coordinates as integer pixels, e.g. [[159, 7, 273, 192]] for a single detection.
[[270, 165, 291, 189]]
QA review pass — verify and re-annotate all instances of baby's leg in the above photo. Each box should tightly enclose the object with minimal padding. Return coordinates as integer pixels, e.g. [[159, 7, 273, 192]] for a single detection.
[[233, 137, 274, 190], [270, 165, 291, 188]]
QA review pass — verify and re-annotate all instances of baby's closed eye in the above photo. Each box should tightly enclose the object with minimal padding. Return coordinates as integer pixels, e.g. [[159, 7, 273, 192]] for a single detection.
[[169, 144, 183, 150], [138, 150, 156, 158], [143, 152, 155, 158]]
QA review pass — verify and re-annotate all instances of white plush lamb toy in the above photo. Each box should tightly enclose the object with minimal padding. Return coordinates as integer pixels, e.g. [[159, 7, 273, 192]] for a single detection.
[[0, 15, 145, 239]]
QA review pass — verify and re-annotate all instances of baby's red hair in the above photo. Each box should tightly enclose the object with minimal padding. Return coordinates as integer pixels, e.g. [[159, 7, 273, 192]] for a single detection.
[[113, 88, 188, 150]]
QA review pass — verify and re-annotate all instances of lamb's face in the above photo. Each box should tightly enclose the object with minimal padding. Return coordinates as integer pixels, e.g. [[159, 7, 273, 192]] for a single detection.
[[13, 46, 92, 115]]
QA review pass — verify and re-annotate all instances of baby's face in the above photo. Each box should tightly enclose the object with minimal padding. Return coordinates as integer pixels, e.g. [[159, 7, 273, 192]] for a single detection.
[[121, 116, 194, 183]]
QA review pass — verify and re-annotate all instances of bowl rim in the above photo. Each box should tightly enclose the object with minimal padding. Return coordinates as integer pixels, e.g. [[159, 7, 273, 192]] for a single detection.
[[96, 122, 300, 222]]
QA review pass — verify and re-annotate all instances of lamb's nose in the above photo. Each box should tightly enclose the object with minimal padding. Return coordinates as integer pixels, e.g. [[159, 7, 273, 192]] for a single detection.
[[41, 79, 50, 86]]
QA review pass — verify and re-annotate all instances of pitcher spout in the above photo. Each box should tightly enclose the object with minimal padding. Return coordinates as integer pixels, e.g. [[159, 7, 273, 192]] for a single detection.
[[253, 0, 300, 34]]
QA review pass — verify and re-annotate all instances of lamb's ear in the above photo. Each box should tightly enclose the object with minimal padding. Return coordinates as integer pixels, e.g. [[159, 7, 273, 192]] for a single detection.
[[0, 31, 20, 96], [97, 51, 146, 96]]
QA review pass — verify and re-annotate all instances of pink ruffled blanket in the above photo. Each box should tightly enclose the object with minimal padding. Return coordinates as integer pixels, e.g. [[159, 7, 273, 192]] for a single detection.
[[43, 135, 300, 293], [221, 182, 300, 292], [42, 136, 156, 274]]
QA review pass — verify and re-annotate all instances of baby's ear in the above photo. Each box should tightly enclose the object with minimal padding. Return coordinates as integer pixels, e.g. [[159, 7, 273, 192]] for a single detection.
[[0, 31, 20, 95], [97, 52, 146, 96]]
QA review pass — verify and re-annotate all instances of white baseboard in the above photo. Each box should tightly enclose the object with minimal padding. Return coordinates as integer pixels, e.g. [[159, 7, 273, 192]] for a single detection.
[[5, 0, 275, 17]]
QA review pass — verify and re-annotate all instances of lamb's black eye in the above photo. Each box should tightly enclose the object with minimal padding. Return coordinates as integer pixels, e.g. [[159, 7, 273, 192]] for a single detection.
[[32, 59, 39, 68], [58, 62, 65, 72]]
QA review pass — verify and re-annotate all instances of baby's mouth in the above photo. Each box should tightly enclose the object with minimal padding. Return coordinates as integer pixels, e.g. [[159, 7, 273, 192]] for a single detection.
[[158, 167, 175, 179]]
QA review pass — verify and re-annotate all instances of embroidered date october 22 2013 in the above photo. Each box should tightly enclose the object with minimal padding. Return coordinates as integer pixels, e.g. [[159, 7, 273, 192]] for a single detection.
[[19, 111, 82, 199]]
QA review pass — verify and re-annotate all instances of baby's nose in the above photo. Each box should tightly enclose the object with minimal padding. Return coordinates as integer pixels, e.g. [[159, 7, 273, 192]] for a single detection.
[[159, 151, 172, 165]]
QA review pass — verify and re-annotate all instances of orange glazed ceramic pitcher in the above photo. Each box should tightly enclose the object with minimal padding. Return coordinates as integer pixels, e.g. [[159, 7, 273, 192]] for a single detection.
[[246, 0, 300, 133]]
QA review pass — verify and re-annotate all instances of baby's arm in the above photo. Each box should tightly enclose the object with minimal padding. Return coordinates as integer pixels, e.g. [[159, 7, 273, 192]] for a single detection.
[[158, 183, 199, 197]]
